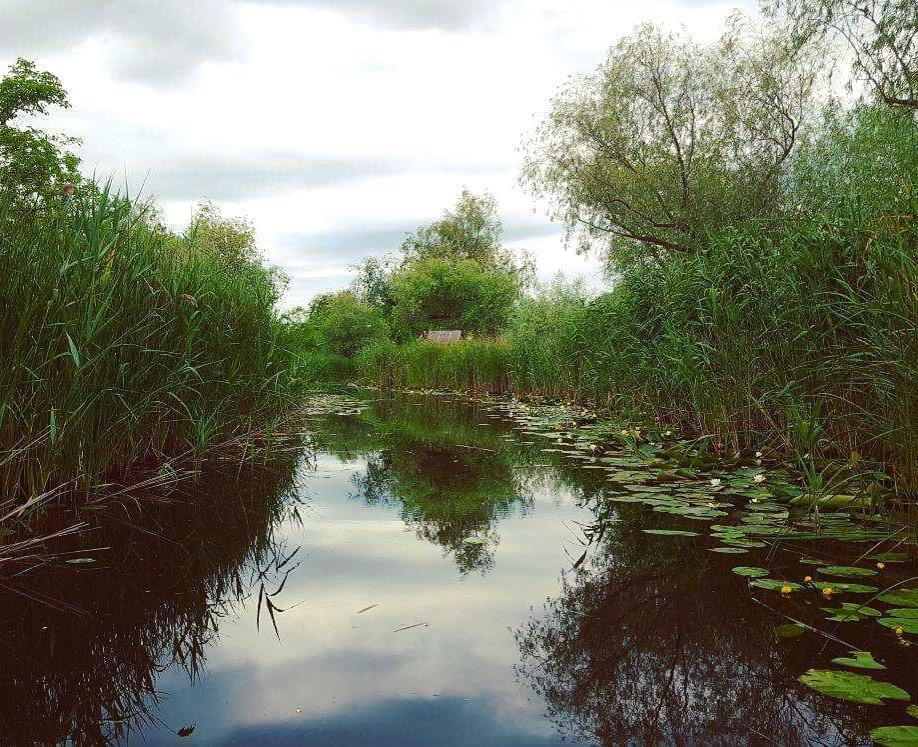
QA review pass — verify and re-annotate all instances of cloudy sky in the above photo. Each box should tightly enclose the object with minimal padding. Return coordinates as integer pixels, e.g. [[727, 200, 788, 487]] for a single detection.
[[1, 0, 748, 308]]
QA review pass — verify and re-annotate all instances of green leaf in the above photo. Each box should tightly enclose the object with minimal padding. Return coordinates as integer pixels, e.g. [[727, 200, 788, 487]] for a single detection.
[[811, 580, 878, 594], [823, 602, 882, 622], [642, 529, 698, 536], [878, 618, 918, 634], [708, 546, 747, 554], [732, 566, 769, 578], [65, 331, 81, 370], [749, 579, 803, 591], [462, 537, 488, 545], [887, 609, 918, 619], [798, 669, 909, 705], [878, 589, 918, 608], [817, 565, 878, 578], [869, 726, 918, 746], [776, 623, 806, 638], [830, 650, 885, 670], [907, 705, 918, 720]]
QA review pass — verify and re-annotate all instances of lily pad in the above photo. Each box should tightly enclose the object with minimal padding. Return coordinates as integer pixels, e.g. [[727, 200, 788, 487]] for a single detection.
[[823, 602, 882, 622], [878, 618, 918, 634], [817, 565, 878, 578], [870, 726, 918, 746], [830, 650, 885, 670], [887, 609, 918, 619], [732, 566, 770, 578], [749, 579, 804, 592], [708, 547, 748, 554], [907, 705, 918, 719], [811, 581, 879, 594], [642, 529, 698, 536], [798, 669, 909, 705], [878, 589, 918, 608], [776, 623, 806, 638]]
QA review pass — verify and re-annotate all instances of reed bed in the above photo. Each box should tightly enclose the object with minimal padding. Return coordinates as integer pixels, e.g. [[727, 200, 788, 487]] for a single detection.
[[0, 186, 308, 501]]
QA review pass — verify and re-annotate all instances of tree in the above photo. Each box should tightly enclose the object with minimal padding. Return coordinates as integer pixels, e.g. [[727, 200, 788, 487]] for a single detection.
[[388, 256, 520, 339], [0, 58, 81, 204], [765, 0, 917, 109], [521, 20, 822, 271], [349, 254, 397, 315], [307, 291, 389, 358]]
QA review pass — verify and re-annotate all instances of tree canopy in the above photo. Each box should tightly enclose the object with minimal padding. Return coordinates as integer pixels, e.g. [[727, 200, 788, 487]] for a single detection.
[[0, 58, 81, 205], [521, 19, 822, 271]]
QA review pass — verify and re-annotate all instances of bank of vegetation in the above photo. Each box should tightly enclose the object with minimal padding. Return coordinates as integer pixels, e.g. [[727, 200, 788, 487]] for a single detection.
[[0, 60, 309, 503], [290, 1, 917, 485]]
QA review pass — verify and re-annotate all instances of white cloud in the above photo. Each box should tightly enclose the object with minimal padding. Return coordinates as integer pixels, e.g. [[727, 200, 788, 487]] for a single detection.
[[1, 0, 752, 307]]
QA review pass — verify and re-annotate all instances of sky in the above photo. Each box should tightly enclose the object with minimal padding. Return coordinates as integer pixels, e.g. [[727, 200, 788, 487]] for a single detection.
[[1, 0, 749, 308]]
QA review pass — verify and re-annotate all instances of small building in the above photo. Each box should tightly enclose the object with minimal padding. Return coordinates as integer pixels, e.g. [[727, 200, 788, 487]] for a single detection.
[[422, 330, 462, 343]]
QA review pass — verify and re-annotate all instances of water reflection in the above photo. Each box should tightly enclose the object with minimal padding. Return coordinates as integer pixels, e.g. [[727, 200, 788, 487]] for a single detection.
[[313, 395, 537, 573], [514, 512, 911, 745], [0, 453, 303, 745]]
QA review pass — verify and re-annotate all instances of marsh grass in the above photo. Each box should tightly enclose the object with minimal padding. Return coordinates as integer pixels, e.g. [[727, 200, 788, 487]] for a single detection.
[[0, 185, 308, 502]]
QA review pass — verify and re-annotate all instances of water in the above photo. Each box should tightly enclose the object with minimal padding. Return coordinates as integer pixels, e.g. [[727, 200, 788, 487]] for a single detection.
[[3, 392, 917, 745]]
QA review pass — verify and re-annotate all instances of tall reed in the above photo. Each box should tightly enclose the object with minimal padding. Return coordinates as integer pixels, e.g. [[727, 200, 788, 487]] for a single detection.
[[0, 185, 308, 500]]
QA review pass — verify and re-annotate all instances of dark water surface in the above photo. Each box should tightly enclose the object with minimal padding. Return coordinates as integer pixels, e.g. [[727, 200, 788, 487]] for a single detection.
[[3, 392, 917, 745]]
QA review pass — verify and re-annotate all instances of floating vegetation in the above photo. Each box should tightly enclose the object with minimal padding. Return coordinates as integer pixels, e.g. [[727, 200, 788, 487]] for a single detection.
[[823, 602, 882, 622], [878, 618, 918, 635], [830, 651, 885, 670], [878, 589, 918, 608], [749, 579, 804, 592], [776, 623, 806, 638], [732, 566, 769, 578], [817, 565, 878, 578], [798, 669, 910, 705], [870, 726, 918, 746], [641, 529, 698, 537]]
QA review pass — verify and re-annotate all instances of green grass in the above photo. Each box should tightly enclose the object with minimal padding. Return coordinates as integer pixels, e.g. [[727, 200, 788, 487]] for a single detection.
[[0, 185, 309, 500]]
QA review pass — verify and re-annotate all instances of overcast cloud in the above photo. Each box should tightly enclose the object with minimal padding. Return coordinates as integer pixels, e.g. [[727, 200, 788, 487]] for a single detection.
[[0, 0, 748, 307]]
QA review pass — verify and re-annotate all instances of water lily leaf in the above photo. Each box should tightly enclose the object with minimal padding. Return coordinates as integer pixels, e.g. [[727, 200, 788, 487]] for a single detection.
[[732, 566, 769, 578], [811, 581, 879, 594], [798, 669, 909, 705], [823, 602, 882, 622], [66, 558, 96, 564], [817, 565, 878, 578], [830, 650, 885, 670], [776, 623, 806, 638], [878, 589, 918, 608], [886, 609, 918, 619], [907, 705, 918, 719], [878, 618, 918, 634], [642, 529, 698, 536], [750, 579, 804, 591], [870, 726, 918, 746], [708, 547, 748, 554]]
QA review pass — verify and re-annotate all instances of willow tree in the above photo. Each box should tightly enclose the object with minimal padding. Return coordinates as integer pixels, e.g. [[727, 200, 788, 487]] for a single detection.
[[766, 0, 917, 109], [522, 19, 822, 271]]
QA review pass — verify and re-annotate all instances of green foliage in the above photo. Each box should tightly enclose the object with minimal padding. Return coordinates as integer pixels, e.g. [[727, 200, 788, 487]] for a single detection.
[[798, 668, 909, 704], [766, 0, 917, 109], [349, 190, 530, 338], [389, 256, 521, 339], [0, 184, 307, 500], [521, 19, 822, 270], [0, 59, 80, 205], [307, 291, 389, 358]]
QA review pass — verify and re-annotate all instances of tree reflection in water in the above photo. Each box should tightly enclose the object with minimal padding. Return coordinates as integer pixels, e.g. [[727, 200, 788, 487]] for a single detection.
[[515, 514, 875, 746], [0, 451, 304, 745]]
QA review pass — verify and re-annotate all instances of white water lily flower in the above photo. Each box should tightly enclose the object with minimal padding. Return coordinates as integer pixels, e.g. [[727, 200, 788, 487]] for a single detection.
[[710, 478, 722, 487], [751, 498, 759, 504], [755, 451, 763, 458], [753, 474, 766, 483]]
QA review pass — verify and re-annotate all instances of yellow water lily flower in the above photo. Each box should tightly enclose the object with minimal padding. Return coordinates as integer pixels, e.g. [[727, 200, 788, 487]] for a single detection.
[[822, 587, 834, 597], [877, 562, 886, 570], [895, 626, 904, 636], [781, 585, 793, 595], [804, 576, 812, 583]]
